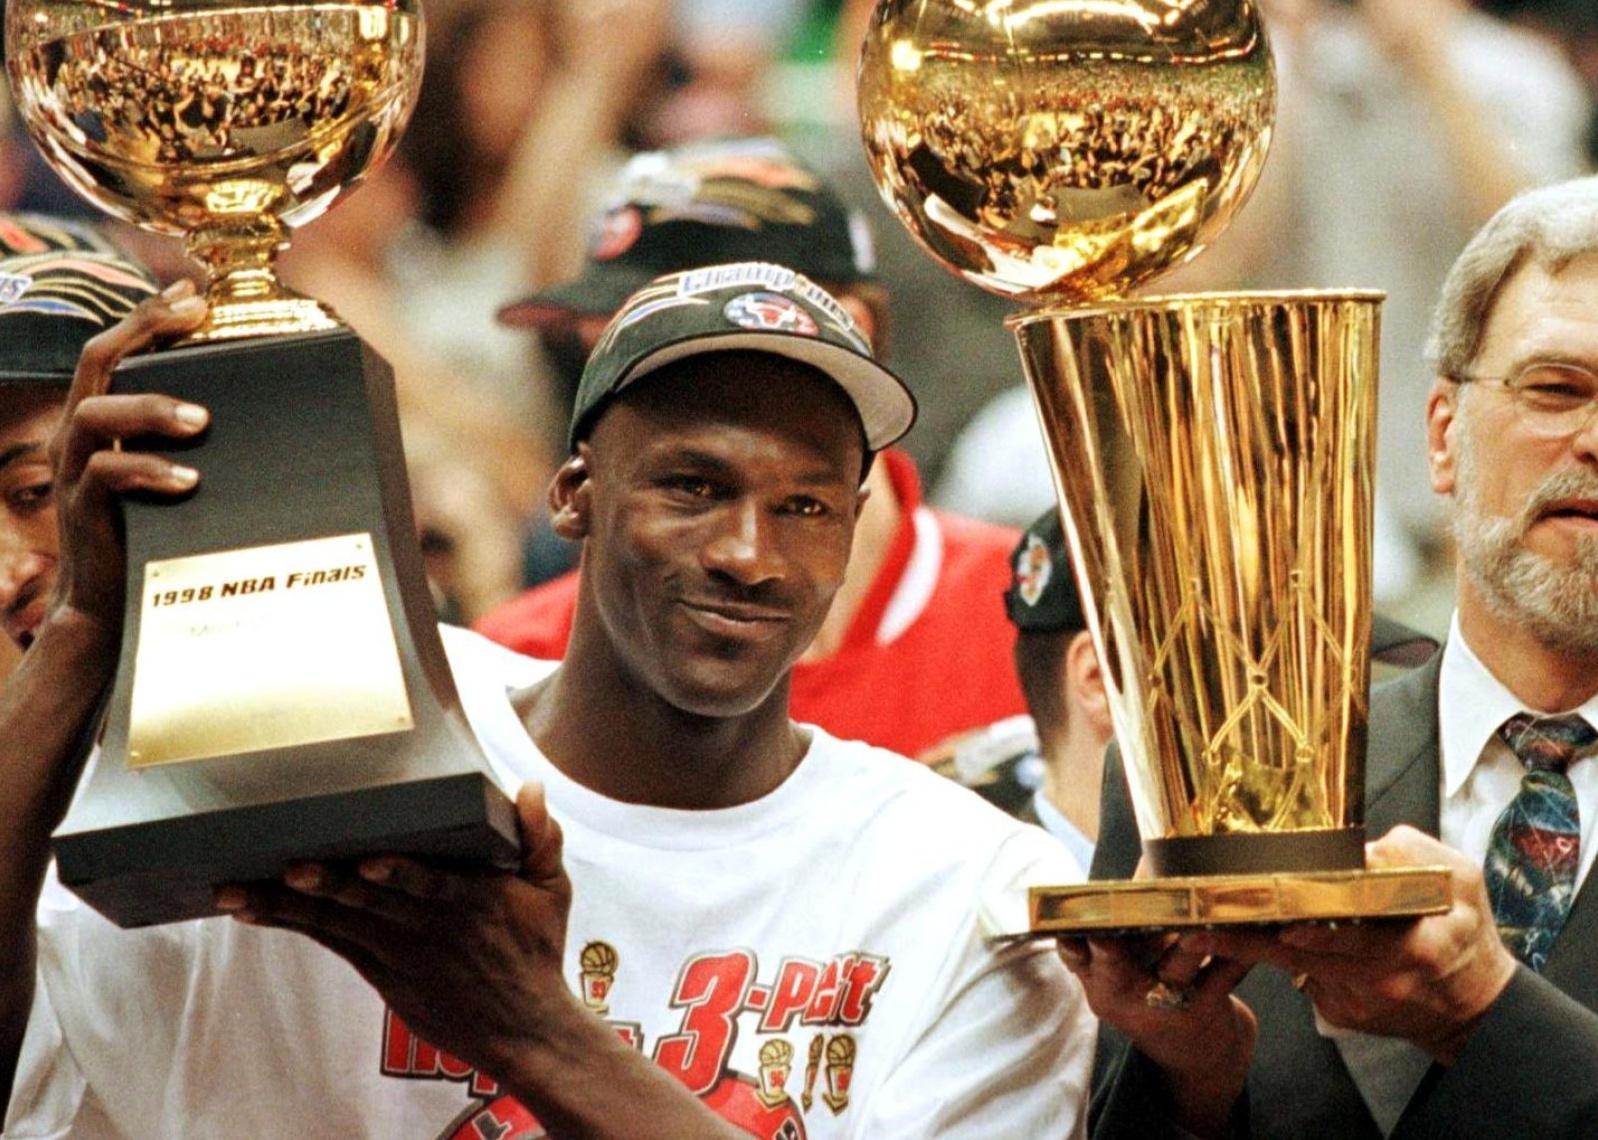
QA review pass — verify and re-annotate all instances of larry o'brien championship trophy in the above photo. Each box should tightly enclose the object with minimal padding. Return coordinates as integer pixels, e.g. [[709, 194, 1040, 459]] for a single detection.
[[5, 0, 519, 927], [859, 0, 1450, 935]]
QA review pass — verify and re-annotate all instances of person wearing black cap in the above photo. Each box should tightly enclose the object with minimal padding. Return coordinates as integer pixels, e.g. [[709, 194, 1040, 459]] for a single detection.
[[0, 222, 215, 1128], [0, 228, 166, 652], [939, 508, 1113, 875], [483, 137, 1030, 760], [3, 263, 1094, 1137]]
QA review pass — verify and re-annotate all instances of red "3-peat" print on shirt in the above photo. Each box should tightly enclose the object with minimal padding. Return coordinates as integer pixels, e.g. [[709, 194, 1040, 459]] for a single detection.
[[384, 947, 892, 1139]]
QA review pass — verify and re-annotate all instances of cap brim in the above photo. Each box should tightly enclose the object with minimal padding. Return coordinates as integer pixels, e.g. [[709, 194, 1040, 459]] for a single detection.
[[1372, 614, 1438, 668], [497, 263, 659, 329], [622, 330, 917, 451]]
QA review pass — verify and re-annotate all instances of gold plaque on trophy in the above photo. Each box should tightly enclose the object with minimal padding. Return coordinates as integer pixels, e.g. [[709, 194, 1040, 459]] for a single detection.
[[858, 0, 1449, 935], [127, 533, 412, 769]]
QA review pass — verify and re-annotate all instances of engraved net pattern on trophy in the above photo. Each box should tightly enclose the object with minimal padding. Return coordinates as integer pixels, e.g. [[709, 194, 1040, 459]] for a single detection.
[[857, 0, 1274, 302], [1020, 296, 1375, 845], [6, 1, 423, 339]]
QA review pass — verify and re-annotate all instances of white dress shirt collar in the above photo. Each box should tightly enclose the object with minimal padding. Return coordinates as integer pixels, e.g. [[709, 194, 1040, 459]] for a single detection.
[[1439, 611, 1598, 798]]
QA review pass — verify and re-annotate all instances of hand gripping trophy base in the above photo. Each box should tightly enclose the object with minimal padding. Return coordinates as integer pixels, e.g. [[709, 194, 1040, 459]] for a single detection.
[[53, 331, 520, 929]]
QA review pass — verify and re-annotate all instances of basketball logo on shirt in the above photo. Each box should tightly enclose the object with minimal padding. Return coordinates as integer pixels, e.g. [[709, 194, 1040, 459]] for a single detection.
[[801, 1033, 824, 1110], [579, 940, 619, 1014], [821, 1035, 855, 1114], [757, 1039, 795, 1108]]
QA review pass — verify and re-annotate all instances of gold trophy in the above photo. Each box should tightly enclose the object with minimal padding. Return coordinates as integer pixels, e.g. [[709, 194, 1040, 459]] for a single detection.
[[5, 0, 518, 927], [859, 0, 1449, 934]]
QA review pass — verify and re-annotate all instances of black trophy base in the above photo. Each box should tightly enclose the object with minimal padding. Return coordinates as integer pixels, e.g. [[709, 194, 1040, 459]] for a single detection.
[[1144, 827, 1368, 877], [53, 328, 520, 928], [55, 774, 519, 929]]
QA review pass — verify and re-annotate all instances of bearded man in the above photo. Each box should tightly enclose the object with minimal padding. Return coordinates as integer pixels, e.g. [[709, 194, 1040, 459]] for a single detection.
[[1079, 176, 1598, 1137]]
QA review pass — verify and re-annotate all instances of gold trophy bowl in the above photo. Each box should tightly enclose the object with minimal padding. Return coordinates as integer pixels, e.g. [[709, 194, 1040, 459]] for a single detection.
[[6, 0, 423, 339], [859, 0, 1450, 936]]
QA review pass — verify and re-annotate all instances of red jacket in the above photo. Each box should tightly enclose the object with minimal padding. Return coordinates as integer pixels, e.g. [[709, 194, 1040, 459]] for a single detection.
[[474, 451, 1026, 758]]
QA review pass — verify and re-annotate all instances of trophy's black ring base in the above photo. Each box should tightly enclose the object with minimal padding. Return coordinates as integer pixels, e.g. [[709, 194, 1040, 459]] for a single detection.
[[52, 329, 521, 929], [1146, 827, 1367, 876], [991, 866, 1453, 944]]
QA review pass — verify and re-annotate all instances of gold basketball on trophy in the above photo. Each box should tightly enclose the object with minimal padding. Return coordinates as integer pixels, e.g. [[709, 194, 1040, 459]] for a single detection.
[[858, 0, 1274, 301], [7, 0, 422, 339], [859, 0, 1450, 934]]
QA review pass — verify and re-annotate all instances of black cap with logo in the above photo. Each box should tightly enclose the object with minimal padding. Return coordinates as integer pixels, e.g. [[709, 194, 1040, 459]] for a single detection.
[[0, 220, 158, 385], [500, 138, 876, 328], [570, 261, 914, 453], [1003, 508, 1086, 634]]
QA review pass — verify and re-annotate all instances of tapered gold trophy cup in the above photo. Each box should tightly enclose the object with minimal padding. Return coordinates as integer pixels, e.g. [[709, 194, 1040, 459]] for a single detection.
[[5, 0, 518, 927], [859, 0, 1449, 934]]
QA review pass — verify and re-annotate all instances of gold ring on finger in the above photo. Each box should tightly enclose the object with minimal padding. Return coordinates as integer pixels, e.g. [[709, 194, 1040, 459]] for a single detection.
[[1144, 978, 1195, 1011]]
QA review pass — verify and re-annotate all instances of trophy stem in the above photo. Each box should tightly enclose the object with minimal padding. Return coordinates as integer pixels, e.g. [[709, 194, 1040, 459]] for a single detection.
[[184, 220, 342, 342]]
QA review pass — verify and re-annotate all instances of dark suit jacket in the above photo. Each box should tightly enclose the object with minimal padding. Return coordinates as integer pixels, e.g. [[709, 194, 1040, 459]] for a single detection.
[[1091, 653, 1598, 1138]]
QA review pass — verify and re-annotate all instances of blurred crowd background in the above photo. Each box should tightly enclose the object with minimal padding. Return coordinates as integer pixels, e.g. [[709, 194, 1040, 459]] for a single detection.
[[1, 0, 1595, 679]]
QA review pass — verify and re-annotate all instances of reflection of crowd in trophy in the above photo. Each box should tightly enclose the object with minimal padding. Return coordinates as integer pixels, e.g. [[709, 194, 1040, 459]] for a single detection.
[[917, 66, 1258, 229], [52, 32, 362, 165]]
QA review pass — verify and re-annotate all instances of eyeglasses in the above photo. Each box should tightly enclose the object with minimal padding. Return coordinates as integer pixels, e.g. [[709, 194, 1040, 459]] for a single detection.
[[1452, 362, 1598, 440]]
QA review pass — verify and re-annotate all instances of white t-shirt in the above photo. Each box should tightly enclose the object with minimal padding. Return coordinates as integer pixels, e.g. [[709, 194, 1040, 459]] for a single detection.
[[5, 628, 1094, 1139]]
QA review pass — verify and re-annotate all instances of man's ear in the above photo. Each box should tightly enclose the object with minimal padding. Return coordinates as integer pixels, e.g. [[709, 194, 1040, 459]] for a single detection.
[[838, 293, 878, 350], [1426, 376, 1461, 497], [854, 479, 872, 524], [548, 447, 594, 540], [1066, 630, 1113, 740]]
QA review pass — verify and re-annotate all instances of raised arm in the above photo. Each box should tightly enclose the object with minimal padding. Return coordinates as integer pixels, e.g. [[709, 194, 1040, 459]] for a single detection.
[[0, 287, 208, 1104]]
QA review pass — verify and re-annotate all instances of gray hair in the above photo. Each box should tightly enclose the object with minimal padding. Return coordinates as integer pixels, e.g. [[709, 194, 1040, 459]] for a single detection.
[[1427, 176, 1598, 379]]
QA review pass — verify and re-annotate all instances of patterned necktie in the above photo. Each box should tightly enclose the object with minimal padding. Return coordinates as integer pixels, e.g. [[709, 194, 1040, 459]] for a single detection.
[[1484, 713, 1597, 971]]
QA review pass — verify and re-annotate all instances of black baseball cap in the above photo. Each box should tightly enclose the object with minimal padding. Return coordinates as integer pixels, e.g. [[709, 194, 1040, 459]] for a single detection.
[[1004, 508, 1086, 633], [0, 231, 158, 385], [570, 261, 914, 452], [499, 137, 876, 328], [0, 212, 120, 258]]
